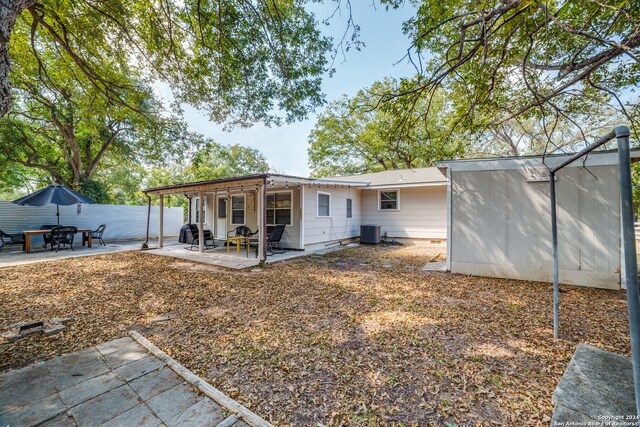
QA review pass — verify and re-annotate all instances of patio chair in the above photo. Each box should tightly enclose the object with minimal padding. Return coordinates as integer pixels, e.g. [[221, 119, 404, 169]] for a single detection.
[[0, 230, 25, 253], [49, 226, 78, 252], [187, 224, 216, 250], [266, 224, 286, 255], [82, 224, 107, 246], [227, 226, 258, 248], [40, 224, 58, 248]]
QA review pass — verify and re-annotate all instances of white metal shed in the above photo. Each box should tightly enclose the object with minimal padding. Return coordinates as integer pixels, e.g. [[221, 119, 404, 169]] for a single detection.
[[438, 149, 640, 289]]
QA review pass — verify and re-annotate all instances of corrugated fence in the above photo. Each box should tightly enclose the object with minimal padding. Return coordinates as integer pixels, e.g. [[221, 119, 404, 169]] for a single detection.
[[0, 202, 184, 241]]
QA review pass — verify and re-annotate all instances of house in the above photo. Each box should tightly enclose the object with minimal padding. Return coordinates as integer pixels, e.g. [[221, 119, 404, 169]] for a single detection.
[[142, 168, 448, 259], [437, 149, 640, 290]]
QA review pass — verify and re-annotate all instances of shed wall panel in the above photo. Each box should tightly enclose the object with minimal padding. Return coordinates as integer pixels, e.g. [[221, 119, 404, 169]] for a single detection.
[[450, 165, 620, 288]]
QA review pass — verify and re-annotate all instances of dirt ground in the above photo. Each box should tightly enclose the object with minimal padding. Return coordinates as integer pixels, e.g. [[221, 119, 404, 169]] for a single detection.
[[0, 244, 631, 426]]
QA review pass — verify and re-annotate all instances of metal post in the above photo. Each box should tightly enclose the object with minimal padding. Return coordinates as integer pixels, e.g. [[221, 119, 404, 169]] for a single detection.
[[550, 171, 559, 339], [142, 193, 151, 249], [198, 190, 204, 253], [158, 195, 164, 248], [616, 126, 640, 417]]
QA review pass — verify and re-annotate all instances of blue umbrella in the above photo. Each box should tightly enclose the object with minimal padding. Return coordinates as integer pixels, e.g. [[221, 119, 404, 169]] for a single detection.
[[12, 184, 95, 225]]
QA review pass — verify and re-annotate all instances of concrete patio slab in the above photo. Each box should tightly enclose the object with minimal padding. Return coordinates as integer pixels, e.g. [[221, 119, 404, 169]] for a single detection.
[[552, 343, 636, 424], [0, 240, 157, 268], [0, 335, 272, 427]]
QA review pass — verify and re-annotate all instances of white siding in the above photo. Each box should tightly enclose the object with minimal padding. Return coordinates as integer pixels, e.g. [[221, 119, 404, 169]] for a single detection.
[[360, 186, 447, 239], [0, 202, 183, 241], [449, 165, 621, 289], [303, 187, 361, 246], [200, 188, 303, 249]]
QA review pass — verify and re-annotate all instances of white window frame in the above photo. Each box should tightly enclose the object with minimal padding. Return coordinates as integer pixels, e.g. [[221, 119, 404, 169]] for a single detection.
[[378, 189, 400, 211], [266, 190, 293, 226], [317, 191, 331, 218], [193, 196, 207, 224], [230, 194, 246, 225], [346, 198, 353, 219]]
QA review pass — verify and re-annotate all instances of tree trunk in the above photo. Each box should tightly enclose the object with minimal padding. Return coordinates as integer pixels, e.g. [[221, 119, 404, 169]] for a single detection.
[[0, 0, 38, 117]]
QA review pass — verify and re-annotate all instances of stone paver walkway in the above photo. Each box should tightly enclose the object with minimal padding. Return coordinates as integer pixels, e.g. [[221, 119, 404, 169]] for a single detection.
[[0, 337, 254, 427]]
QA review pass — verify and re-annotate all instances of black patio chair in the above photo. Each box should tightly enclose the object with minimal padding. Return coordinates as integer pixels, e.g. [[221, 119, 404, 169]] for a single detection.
[[267, 224, 286, 255], [227, 226, 258, 248], [227, 226, 252, 238], [40, 224, 58, 248], [83, 224, 107, 246], [49, 226, 78, 252], [0, 230, 25, 253], [187, 224, 216, 250]]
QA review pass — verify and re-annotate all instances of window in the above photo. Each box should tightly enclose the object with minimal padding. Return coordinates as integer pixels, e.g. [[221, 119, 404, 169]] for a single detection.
[[346, 198, 353, 218], [231, 195, 245, 225], [217, 197, 226, 218], [193, 196, 206, 223], [267, 191, 292, 225], [317, 192, 331, 217], [379, 190, 399, 210]]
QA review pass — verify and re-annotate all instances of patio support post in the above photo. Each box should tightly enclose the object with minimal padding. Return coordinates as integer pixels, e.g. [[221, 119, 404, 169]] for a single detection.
[[258, 180, 265, 261], [198, 190, 205, 253], [142, 193, 151, 249], [159, 195, 164, 248]]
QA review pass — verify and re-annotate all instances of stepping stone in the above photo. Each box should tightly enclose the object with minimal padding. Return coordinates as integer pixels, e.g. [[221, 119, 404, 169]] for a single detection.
[[96, 337, 149, 369], [101, 404, 162, 427], [145, 383, 199, 423], [67, 385, 140, 427], [0, 362, 57, 414], [165, 397, 224, 426], [129, 367, 183, 401], [0, 392, 65, 426], [58, 372, 124, 408], [48, 356, 111, 391], [113, 356, 164, 382]]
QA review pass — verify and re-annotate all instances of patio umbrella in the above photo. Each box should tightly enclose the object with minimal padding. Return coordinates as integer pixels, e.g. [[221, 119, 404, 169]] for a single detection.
[[12, 184, 95, 225]]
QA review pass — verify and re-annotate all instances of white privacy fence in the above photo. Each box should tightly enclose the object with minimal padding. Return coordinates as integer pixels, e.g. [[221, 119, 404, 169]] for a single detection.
[[0, 202, 184, 241]]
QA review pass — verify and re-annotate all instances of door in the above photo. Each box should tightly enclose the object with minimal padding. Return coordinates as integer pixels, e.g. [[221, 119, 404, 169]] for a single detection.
[[216, 196, 227, 239]]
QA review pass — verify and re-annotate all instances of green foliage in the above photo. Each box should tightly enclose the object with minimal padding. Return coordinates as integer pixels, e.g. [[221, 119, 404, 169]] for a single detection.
[[0, 8, 200, 194], [6, 0, 331, 126], [308, 77, 466, 176], [78, 179, 110, 205], [374, 0, 640, 142], [92, 141, 270, 207]]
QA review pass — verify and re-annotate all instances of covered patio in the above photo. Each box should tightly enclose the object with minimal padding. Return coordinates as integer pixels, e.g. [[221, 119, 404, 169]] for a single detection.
[[143, 173, 356, 264]]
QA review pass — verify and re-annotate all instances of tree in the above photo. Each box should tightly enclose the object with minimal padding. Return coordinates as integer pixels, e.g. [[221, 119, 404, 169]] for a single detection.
[[373, 0, 640, 143], [471, 108, 624, 157], [308, 78, 465, 176], [0, 19, 189, 190], [98, 141, 270, 207], [0, 0, 331, 124]]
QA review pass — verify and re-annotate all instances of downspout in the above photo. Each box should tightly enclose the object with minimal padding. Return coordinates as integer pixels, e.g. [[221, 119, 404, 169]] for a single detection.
[[142, 192, 151, 249]]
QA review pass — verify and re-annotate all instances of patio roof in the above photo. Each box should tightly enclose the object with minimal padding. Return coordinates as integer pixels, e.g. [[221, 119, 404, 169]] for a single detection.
[[143, 173, 367, 196]]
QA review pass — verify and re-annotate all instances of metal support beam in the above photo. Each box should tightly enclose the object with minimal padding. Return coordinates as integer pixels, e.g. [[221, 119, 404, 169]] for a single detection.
[[158, 195, 164, 248], [142, 193, 151, 249], [549, 125, 640, 417], [616, 127, 640, 417], [550, 171, 559, 339], [198, 190, 204, 253]]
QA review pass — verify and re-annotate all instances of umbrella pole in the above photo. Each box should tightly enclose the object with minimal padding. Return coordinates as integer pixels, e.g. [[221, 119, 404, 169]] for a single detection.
[[56, 204, 60, 225]]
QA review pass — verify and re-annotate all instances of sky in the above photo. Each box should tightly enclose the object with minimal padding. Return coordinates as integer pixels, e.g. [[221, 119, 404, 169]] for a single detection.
[[160, 2, 418, 177]]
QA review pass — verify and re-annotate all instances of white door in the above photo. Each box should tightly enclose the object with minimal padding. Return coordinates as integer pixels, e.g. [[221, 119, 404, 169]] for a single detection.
[[216, 196, 227, 239]]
